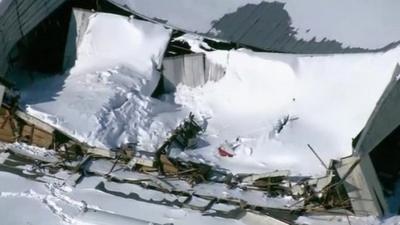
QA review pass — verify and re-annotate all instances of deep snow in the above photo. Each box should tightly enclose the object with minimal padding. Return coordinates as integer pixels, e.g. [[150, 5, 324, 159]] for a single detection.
[[173, 43, 400, 176], [20, 13, 188, 151]]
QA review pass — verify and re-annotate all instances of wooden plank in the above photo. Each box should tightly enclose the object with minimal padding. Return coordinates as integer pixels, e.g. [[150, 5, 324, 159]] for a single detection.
[[0, 117, 16, 143], [0, 108, 16, 143], [15, 110, 55, 134], [21, 125, 53, 148]]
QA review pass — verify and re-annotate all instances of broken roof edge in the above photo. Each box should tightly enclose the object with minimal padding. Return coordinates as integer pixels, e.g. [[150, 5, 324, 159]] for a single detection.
[[335, 154, 388, 216], [354, 63, 400, 157], [105, 1, 233, 46]]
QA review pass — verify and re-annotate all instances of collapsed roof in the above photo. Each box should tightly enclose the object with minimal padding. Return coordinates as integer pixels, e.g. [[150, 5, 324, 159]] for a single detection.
[[108, 0, 400, 54], [1, 0, 400, 218]]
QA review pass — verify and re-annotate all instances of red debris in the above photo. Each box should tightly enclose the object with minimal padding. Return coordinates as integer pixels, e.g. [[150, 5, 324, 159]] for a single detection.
[[218, 146, 235, 157]]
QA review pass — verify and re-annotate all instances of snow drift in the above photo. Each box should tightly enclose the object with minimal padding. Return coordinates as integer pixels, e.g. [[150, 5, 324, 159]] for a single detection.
[[21, 13, 186, 150], [174, 46, 400, 176]]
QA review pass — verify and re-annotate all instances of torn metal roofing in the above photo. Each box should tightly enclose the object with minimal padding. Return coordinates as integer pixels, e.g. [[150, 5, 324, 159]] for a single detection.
[[108, 0, 400, 54], [355, 64, 400, 156]]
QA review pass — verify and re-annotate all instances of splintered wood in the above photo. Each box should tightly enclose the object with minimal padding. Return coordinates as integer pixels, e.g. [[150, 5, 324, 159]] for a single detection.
[[0, 107, 54, 148]]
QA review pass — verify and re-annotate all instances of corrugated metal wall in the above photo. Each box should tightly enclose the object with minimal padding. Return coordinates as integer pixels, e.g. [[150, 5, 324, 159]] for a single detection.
[[162, 53, 226, 93], [0, 0, 67, 76]]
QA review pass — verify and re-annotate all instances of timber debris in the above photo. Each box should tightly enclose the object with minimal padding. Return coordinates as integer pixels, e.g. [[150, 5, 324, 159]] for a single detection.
[[0, 87, 360, 224]]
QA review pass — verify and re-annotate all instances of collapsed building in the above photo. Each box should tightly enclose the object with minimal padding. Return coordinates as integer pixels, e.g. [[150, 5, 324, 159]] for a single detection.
[[0, 0, 400, 222]]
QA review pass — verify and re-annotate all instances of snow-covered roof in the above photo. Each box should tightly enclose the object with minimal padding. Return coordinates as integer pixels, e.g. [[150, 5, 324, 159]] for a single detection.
[[108, 0, 400, 53], [20, 12, 175, 150]]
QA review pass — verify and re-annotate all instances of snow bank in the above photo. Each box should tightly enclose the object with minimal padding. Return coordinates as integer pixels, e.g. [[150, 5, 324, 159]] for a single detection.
[[20, 13, 185, 150], [175, 47, 400, 176]]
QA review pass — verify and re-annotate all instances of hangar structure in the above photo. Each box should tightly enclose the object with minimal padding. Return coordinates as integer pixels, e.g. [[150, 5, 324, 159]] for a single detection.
[[0, 0, 127, 76], [1, 0, 400, 218]]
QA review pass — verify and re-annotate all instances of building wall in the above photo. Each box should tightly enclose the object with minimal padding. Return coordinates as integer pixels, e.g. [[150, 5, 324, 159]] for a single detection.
[[0, 0, 67, 76], [162, 53, 226, 93], [63, 8, 94, 71]]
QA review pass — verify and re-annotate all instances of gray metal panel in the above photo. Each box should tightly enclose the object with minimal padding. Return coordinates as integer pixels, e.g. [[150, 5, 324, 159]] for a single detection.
[[336, 155, 388, 216], [205, 58, 225, 82], [228, 3, 270, 43], [355, 64, 400, 156], [163, 55, 185, 93], [0, 0, 13, 16], [0, 0, 68, 75], [211, 4, 258, 41], [239, 6, 284, 50], [183, 54, 205, 87], [162, 53, 210, 92]]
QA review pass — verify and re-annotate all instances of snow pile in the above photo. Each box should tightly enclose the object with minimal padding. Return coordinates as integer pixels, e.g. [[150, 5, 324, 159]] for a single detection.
[[4, 142, 59, 163], [21, 13, 186, 150], [174, 47, 400, 176]]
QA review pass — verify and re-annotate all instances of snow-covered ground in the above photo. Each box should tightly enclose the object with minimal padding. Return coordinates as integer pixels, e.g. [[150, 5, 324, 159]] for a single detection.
[[110, 0, 400, 50], [0, 170, 250, 225], [1, 168, 400, 225]]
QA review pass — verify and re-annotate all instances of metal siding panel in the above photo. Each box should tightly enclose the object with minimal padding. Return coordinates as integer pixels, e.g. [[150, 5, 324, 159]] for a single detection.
[[19, 0, 49, 32], [17, 0, 36, 18], [207, 8, 238, 38], [183, 54, 205, 87], [0, 1, 17, 25], [163, 56, 185, 92], [45, 0, 67, 14], [262, 21, 293, 51], [356, 65, 400, 156], [238, 5, 284, 51], [205, 57, 225, 82], [229, 3, 269, 43], [211, 4, 259, 41], [0, 0, 67, 75], [0, 3, 19, 30], [259, 19, 285, 48], [272, 32, 296, 52], [20, 0, 64, 35], [336, 156, 387, 216], [280, 34, 301, 53]]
